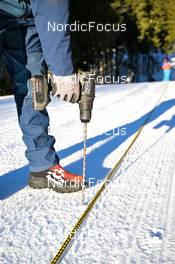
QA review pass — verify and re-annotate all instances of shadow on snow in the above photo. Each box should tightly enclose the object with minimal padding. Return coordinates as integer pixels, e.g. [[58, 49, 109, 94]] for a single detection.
[[0, 98, 175, 200]]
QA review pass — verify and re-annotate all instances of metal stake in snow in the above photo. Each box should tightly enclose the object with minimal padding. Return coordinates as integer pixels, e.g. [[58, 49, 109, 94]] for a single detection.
[[81, 122, 87, 204]]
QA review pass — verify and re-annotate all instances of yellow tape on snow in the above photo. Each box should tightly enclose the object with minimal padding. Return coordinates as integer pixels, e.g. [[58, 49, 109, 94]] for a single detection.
[[51, 85, 167, 264]]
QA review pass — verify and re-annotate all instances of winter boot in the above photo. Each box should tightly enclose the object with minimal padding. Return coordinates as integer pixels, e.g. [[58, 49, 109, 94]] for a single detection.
[[29, 164, 84, 193]]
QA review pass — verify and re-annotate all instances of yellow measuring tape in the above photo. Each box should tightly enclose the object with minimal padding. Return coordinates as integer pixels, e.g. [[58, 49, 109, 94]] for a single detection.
[[51, 86, 167, 264]]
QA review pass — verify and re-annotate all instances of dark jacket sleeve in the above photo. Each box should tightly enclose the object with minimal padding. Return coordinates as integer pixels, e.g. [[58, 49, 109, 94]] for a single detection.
[[30, 0, 74, 76]]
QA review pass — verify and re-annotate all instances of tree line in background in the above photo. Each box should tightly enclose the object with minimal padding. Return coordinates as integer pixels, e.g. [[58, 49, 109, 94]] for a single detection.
[[0, 0, 175, 95], [71, 0, 175, 75]]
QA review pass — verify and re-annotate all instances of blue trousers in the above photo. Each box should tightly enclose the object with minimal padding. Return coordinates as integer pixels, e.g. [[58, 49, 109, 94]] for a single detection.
[[0, 0, 74, 172]]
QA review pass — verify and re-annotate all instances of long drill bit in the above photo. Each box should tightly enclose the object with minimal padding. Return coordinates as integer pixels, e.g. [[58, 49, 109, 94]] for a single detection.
[[81, 122, 87, 204]]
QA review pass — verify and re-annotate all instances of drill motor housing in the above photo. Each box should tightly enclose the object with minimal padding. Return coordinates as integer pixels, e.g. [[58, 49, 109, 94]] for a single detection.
[[79, 73, 95, 123]]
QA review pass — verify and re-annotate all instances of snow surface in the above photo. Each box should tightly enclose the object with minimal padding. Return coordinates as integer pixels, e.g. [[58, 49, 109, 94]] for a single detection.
[[0, 82, 175, 264]]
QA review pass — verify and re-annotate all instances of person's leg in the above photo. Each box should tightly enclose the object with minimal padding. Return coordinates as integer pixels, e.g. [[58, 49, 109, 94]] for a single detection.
[[30, 0, 74, 76], [1, 24, 84, 193], [163, 69, 171, 81], [25, 27, 84, 191], [2, 24, 59, 172]]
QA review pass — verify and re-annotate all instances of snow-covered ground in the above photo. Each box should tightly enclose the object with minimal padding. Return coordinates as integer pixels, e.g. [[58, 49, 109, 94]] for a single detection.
[[0, 82, 175, 264]]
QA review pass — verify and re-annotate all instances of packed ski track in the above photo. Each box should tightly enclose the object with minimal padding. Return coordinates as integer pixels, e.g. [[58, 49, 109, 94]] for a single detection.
[[0, 82, 175, 264]]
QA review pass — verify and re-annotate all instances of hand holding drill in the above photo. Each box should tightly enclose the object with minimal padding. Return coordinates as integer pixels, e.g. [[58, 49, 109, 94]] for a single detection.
[[31, 72, 95, 123]]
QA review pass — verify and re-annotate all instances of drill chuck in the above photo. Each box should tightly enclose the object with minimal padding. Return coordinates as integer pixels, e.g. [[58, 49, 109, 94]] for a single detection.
[[79, 73, 95, 123]]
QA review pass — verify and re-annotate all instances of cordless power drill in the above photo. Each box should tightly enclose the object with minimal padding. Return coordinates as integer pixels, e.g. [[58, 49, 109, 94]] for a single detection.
[[31, 72, 95, 199], [31, 72, 95, 122]]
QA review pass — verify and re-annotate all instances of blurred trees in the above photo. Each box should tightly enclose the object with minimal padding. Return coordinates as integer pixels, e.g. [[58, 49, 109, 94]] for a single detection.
[[111, 0, 175, 52], [70, 0, 175, 80], [1, 0, 175, 95], [0, 63, 11, 96]]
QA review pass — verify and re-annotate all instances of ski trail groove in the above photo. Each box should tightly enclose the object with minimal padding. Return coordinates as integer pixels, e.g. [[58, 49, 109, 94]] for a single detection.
[[159, 149, 175, 264]]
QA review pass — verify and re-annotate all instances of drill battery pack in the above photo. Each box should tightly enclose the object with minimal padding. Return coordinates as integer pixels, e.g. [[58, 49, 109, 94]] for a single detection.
[[31, 75, 50, 111]]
